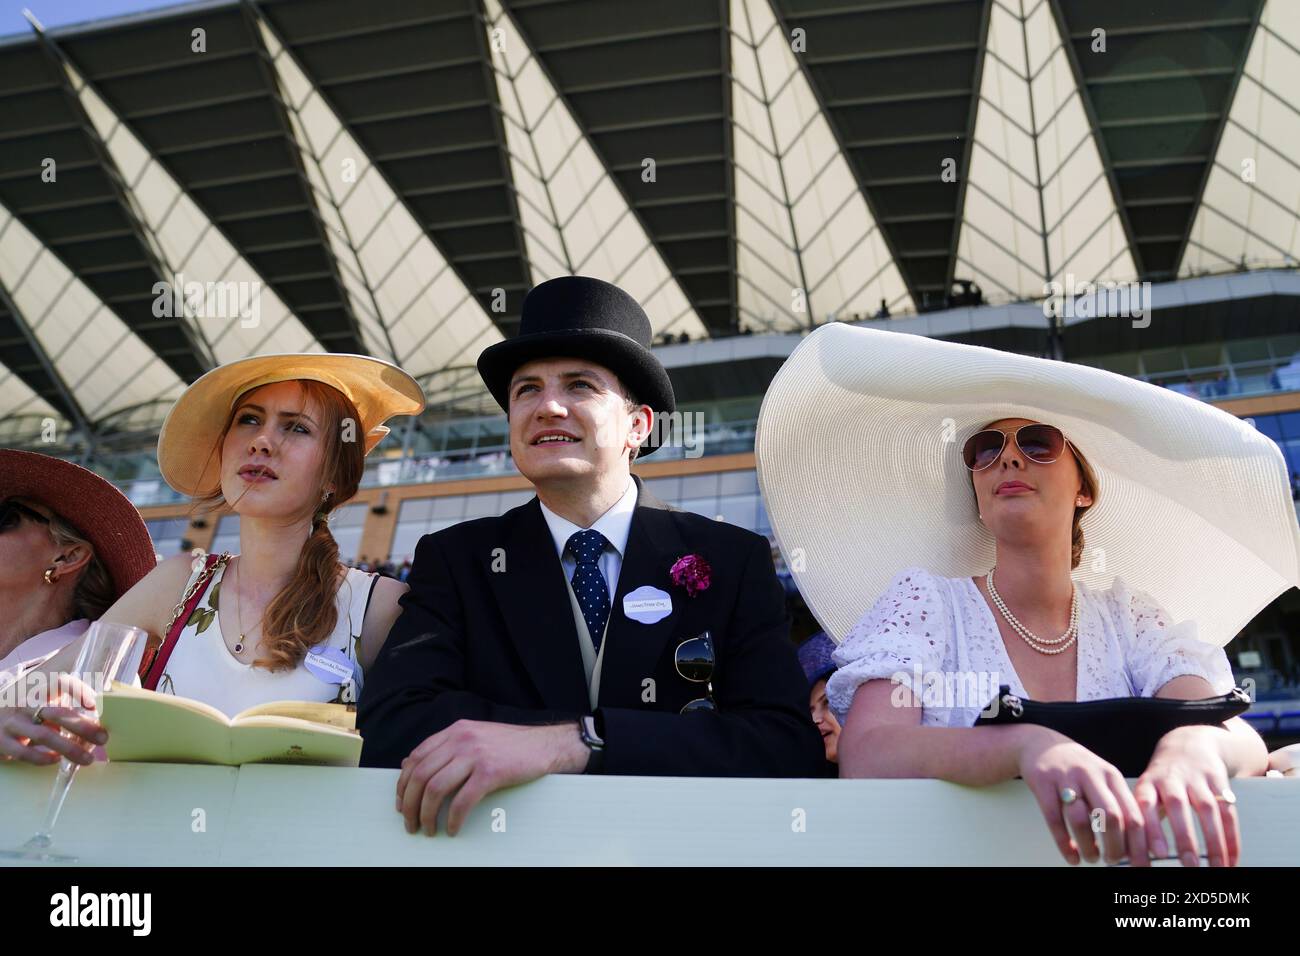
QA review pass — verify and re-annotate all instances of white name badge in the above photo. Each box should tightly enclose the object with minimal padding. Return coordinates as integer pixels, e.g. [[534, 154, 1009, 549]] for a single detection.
[[303, 647, 355, 684], [623, 586, 673, 624]]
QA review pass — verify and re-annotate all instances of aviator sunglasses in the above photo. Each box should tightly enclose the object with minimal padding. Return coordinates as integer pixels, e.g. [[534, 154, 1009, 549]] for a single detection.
[[961, 423, 1071, 472], [675, 631, 716, 714]]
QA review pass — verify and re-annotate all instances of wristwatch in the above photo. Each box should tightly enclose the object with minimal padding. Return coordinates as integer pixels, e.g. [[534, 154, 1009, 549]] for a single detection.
[[578, 713, 605, 774]]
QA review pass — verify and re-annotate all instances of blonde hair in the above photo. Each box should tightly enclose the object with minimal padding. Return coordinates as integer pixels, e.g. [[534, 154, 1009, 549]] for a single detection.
[[1069, 445, 1099, 570], [45, 514, 115, 620]]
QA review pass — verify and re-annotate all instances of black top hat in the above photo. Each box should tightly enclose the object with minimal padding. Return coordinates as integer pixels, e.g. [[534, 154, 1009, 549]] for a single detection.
[[477, 276, 677, 456]]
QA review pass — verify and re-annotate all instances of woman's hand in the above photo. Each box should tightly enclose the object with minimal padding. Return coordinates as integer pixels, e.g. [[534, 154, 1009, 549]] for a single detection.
[[1134, 725, 1238, 867], [1016, 724, 1149, 866], [0, 674, 107, 766]]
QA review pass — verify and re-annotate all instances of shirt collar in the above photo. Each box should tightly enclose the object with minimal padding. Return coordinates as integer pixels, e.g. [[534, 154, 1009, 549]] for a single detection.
[[539, 477, 638, 562]]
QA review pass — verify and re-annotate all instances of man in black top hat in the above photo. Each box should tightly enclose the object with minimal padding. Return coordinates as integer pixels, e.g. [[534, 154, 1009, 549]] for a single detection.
[[359, 275, 824, 835]]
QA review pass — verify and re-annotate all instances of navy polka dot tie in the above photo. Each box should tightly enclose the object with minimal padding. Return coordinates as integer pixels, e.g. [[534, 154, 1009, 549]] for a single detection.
[[567, 529, 611, 652]]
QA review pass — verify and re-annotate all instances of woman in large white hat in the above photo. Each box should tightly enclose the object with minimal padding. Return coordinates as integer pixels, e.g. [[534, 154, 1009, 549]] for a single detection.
[[21, 354, 426, 750], [757, 324, 1300, 868]]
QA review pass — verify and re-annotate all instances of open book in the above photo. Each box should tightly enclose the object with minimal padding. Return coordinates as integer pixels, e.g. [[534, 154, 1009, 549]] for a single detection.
[[99, 681, 362, 767]]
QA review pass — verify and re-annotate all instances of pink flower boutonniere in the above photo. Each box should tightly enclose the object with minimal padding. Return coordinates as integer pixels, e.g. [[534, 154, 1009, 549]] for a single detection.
[[670, 553, 712, 597]]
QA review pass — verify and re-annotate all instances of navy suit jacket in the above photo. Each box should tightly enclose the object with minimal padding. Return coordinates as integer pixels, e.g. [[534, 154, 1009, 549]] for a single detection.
[[358, 475, 825, 776]]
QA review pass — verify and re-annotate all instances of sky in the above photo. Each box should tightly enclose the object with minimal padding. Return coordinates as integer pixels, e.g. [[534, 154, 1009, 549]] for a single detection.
[[3, 0, 192, 39]]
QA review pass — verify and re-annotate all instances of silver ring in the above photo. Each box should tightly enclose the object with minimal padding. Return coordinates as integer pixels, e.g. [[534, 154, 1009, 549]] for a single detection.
[[1215, 790, 1237, 806], [1060, 786, 1079, 805], [31, 705, 46, 726]]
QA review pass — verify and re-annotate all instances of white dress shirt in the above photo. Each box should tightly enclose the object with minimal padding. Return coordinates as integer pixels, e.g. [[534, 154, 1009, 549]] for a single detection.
[[539, 478, 639, 707], [538, 477, 638, 599]]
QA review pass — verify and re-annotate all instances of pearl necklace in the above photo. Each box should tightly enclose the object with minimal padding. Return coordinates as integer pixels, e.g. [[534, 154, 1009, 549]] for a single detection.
[[986, 566, 1078, 656]]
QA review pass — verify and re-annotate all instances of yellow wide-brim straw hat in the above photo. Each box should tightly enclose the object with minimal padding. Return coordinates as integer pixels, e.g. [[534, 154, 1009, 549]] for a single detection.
[[755, 324, 1300, 649], [157, 354, 427, 497]]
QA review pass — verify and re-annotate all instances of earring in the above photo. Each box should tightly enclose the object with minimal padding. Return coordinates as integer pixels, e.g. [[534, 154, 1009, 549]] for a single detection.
[[1075, 497, 1085, 506], [43, 568, 55, 585], [314, 491, 331, 526]]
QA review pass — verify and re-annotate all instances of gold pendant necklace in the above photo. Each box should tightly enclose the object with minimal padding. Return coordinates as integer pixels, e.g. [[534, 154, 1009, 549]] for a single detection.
[[231, 559, 259, 656]]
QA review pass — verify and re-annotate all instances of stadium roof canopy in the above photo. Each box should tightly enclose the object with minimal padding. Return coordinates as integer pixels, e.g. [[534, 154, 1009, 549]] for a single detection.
[[1, 0, 1297, 449]]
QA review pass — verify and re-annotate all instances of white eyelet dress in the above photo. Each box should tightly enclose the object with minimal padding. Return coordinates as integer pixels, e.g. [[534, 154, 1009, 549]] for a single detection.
[[825, 566, 1236, 728], [158, 560, 378, 717]]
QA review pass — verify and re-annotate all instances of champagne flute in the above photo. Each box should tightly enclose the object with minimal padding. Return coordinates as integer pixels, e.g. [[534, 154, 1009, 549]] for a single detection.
[[0, 621, 145, 862]]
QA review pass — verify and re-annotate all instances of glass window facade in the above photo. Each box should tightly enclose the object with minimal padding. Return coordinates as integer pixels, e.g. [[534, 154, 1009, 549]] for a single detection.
[[1077, 335, 1300, 400], [643, 470, 770, 538], [1251, 412, 1300, 494], [209, 515, 241, 557], [330, 504, 370, 566], [390, 490, 535, 561], [145, 518, 190, 560], [210, 503, 370, 564], [387, 470, 774, 561]]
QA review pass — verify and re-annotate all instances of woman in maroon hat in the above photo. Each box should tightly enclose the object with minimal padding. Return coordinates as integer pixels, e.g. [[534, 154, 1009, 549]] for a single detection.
[[0, 449, 157, 765]]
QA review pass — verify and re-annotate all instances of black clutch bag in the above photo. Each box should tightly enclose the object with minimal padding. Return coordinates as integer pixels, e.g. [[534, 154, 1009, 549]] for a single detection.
[[972, 685, 1252, 777]]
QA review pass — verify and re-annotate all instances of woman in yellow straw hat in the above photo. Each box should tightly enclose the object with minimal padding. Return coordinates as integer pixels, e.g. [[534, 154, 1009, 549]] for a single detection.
[[23, 354, 425, 738]]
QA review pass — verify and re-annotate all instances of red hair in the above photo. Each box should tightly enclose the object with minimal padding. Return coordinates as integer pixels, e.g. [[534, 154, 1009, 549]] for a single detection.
[[196, 380, 364, 669]]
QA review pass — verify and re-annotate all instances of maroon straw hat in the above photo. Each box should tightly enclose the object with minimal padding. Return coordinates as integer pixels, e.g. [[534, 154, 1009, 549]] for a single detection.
[[0, 449, 157, 603]]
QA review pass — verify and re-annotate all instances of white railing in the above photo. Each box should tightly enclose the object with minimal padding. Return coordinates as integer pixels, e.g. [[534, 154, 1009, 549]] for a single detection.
[[1, 762, 1296, 866]]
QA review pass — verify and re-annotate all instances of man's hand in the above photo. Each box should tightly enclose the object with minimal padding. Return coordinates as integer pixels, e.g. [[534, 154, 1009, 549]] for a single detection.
[[395, 719, 590, 836]]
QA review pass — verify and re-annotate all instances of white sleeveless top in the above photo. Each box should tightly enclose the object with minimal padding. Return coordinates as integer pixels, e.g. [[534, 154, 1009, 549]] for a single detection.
[[158, 559, 377, 717]]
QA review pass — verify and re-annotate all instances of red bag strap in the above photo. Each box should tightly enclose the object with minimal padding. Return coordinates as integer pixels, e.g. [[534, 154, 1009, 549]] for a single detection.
[[139, 553, 227, 690]]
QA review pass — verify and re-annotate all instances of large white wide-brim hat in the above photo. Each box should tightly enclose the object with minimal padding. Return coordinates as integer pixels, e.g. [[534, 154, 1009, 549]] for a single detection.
[[756, 324, 1300, 648]]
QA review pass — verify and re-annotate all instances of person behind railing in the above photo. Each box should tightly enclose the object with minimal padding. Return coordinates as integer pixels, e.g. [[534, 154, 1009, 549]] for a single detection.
[[797, 632, 841, 776], [828, 419, 1265, 866], [0, 451, 156, 765], [359, 276, 824, 837], [755, 326, 1296, 869], [12, 356, 426, 747], [1275, 354, 1300, 392]]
